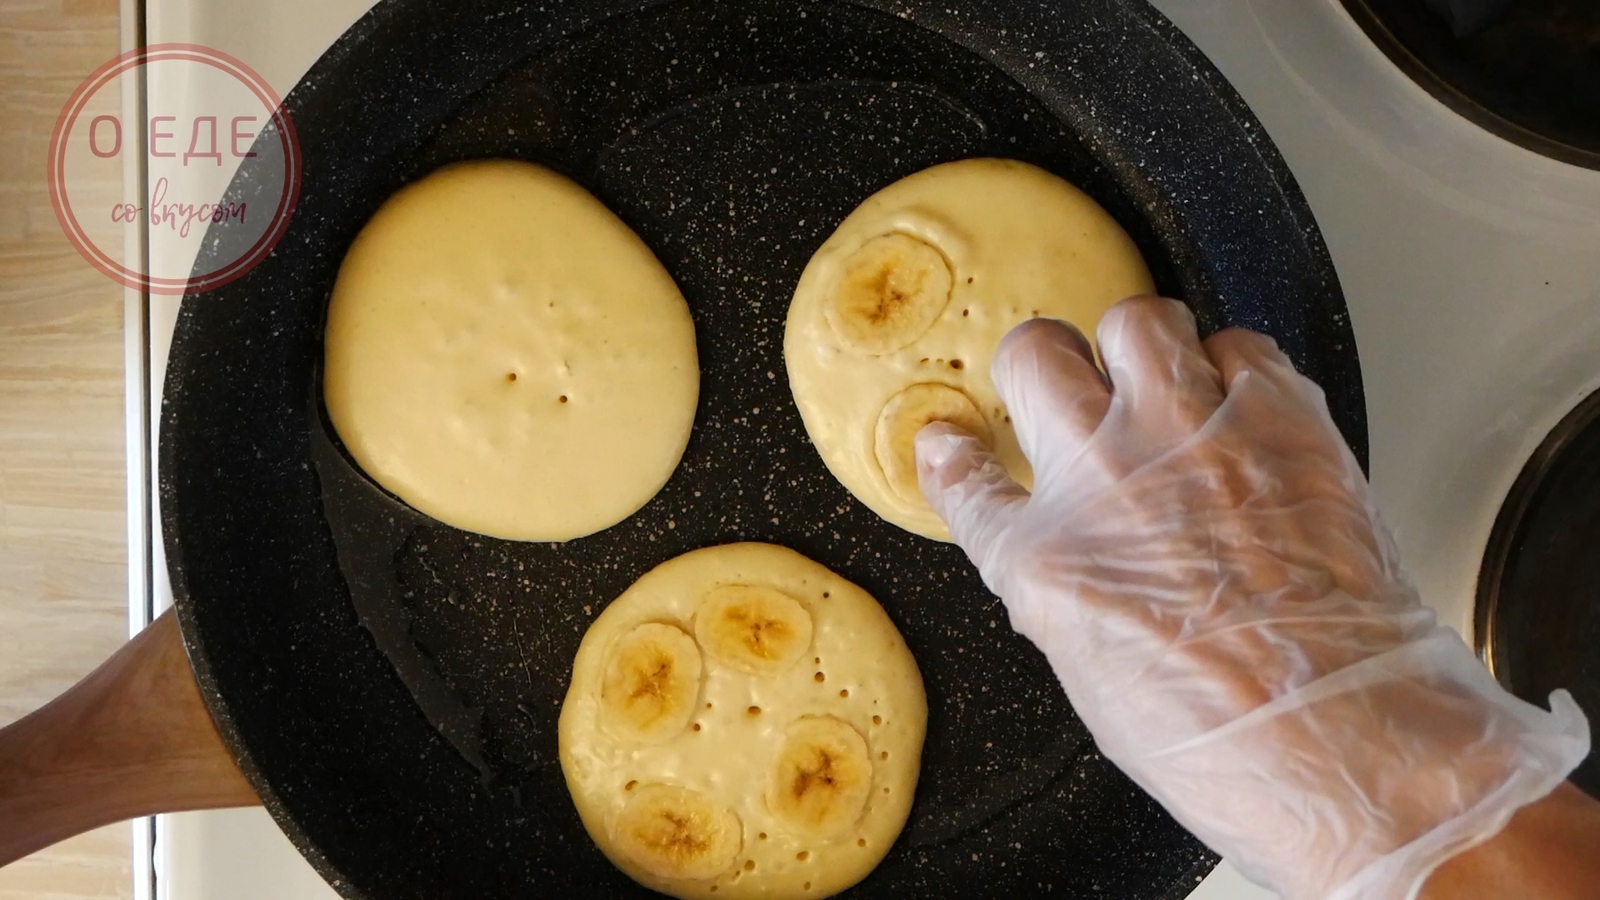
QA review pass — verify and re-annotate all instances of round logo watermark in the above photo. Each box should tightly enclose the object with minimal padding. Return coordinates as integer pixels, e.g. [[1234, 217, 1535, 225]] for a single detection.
[[48, 44, 301, 295]]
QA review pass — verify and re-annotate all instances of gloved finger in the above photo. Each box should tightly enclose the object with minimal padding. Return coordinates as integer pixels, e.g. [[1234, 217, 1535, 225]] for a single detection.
[[1203, 327, 1337, 443], [916, 421, 1028, 571], [1202, 329, 1393, 597], [989, 317, 1111, 471], [1096, 295, 1225, 437], [1201, 327, 1295, 392], [1204, 328, 1362, 498]]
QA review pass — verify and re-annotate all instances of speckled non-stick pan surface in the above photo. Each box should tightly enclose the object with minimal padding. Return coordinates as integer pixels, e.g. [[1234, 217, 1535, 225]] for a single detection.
[[160, 1, 1366, 897]]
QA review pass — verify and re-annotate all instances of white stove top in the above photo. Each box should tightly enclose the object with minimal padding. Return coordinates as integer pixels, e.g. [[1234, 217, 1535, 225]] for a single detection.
[[130, 0, 1600, 898]]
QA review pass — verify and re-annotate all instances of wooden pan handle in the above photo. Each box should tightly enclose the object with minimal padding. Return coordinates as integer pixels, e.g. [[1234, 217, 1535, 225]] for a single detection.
[[0, 608, 259, 867]]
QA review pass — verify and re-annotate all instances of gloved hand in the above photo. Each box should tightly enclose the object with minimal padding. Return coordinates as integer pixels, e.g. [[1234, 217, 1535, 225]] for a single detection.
[[915, 296, 1590, 900]]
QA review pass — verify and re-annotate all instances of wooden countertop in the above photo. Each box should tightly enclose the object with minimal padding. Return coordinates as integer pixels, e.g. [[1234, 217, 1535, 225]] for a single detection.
[[0, 0, 136, 896]]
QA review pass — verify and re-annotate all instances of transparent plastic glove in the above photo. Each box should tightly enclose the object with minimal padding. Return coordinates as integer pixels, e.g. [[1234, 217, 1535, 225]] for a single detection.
[[915, 296, 1589, 900]]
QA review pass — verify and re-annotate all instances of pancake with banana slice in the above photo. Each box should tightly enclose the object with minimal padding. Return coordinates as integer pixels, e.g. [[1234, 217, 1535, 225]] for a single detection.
[[783, 158, 1153, 540], [559, 543, 926, 899]]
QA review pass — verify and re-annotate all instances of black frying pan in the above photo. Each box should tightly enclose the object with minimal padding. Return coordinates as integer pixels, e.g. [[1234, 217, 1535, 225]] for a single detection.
[[160, 0, 1366, 897]]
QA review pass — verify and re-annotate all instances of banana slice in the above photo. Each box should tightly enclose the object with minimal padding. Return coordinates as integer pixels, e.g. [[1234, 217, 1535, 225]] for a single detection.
[[601, 623, 702, 744], [767, 715, 874, 837], [824, 233, 953, 355], [873, 382, 993, 506], [694, 584, 814, 677], [612, 783, 743, 881]]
